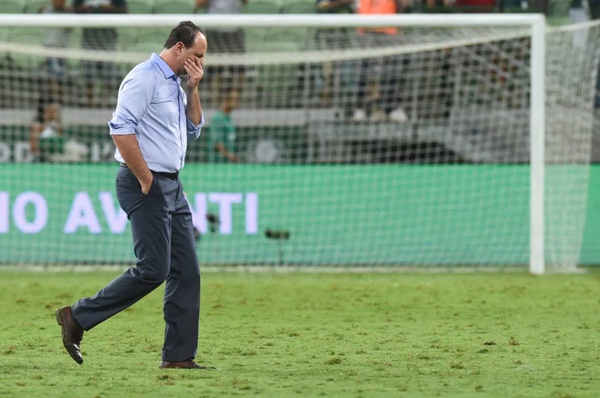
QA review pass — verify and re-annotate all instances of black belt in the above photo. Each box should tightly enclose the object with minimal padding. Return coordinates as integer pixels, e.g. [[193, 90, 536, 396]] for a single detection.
[[153, 170, 179, 180], [120, 163, 179, 180]]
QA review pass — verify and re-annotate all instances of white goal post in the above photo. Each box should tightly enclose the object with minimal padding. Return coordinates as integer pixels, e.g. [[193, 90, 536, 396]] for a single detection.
[[0, 13, 597, 274]]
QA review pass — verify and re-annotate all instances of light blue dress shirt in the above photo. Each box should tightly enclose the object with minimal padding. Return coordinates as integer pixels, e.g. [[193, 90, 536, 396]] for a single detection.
[[109, 53, 204, 172]]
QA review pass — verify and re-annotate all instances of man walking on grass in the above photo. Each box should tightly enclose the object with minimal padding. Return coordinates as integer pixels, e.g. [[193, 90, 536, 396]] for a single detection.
[[55, 21, 210, 370]]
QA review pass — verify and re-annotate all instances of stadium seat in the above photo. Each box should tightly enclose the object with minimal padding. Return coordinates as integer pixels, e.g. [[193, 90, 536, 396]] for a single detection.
[[13, 26, 47, 43], [117, 27, 142, 51], [152, 0, 194, 14], [23, 0, 48, 13], [281, 0, 315, 14], [278, 1, 316, 50], [135, 27, 171, 53], [127, 0, 154, 14], [0, 0, 25, 13], [548, 0, 570, 17], [243, 0, 281, 14], [0, 26, 47, 67], [67, 27, 82, 49]]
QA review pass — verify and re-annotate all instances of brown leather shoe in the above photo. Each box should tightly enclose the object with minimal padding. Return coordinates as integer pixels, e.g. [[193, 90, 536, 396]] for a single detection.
[[55, 306, 84, 365], [159, 360, 215, 369]]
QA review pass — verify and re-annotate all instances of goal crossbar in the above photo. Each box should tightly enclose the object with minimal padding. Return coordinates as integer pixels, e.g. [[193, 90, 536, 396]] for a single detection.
[[0, 13, 546, 28]]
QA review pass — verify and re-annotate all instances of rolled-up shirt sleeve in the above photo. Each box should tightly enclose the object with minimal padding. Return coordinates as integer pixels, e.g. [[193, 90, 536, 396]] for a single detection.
[[109, 71, 154, 136], [187, 114, 204, 140]]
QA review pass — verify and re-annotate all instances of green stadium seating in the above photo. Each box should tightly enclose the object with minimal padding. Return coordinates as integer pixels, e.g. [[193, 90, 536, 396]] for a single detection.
[[281, 0, 315, 14], [152, 0, 194, 14], [23, 0, 48, 13], [279, 1, 316, 51], [548, 0, 570, 17], [117, 27, 142, 51], [2, 25, 60, 67], [12, 26, 46, 43], [135, 27, 171, 53], [243, 0, 281, 14], [127, 0, 154, 14], [0, 0, 25, 13]]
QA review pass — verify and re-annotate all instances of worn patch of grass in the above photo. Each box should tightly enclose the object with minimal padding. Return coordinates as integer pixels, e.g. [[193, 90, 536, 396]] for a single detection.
[[0, 269, 600, 397]]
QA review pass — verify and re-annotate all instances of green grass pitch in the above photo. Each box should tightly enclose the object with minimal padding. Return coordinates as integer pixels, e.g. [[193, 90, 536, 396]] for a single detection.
[[1, 269, 599, 397]]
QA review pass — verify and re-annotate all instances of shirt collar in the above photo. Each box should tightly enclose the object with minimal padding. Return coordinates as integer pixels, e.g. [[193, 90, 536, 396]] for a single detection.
[[150, 53, 178, 81]]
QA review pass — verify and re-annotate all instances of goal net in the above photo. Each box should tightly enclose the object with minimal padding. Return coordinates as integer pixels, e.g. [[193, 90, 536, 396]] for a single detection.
[[0, 14, 598, 273]]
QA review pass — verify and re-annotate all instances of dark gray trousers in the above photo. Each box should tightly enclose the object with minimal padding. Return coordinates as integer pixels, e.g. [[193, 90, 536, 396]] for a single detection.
[[71, 166, 200, 362]]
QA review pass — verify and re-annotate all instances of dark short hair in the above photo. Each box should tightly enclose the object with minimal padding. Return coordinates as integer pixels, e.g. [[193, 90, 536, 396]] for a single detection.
[[164, 21, 203, 49], [35, 95, 59, 123]]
